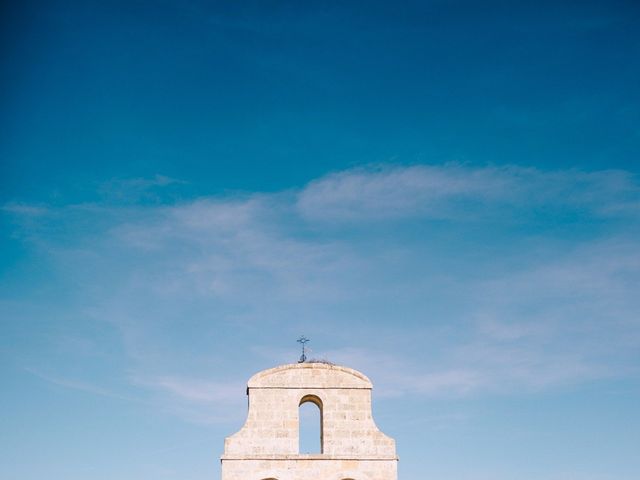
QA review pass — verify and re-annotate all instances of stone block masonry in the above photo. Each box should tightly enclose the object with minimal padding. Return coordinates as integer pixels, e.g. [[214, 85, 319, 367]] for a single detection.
[[221, 362, 398, 480]]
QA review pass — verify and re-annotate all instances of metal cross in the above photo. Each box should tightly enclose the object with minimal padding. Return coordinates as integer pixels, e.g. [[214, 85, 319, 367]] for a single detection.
[[297, 336, 309, 363]]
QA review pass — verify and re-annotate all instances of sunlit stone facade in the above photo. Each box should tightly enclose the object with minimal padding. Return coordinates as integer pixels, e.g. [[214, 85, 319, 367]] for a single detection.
[[221, 362, 398, 480]]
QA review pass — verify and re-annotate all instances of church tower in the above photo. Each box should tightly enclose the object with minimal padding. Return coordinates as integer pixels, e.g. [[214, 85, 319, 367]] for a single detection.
[[221, 362, 398, 480]]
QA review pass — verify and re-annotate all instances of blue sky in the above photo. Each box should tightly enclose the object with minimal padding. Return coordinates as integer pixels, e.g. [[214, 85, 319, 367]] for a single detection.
[[1, 1, 640, 479]]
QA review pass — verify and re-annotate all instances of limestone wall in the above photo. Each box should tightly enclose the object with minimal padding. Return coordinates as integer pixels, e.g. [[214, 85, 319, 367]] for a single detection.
[[221, 458, 397, 480], [221, 362, 397, 480]]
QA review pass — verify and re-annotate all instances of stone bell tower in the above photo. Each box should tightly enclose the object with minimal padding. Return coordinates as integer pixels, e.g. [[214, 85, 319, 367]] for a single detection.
[[220, 362, 398, 480]]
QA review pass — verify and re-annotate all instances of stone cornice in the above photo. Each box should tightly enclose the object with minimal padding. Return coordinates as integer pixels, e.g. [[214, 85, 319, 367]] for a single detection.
[[221, 455, 398, 461]]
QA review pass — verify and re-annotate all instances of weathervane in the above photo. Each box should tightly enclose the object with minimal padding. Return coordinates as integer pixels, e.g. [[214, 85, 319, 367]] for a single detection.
[[297, 336, 309, 363]]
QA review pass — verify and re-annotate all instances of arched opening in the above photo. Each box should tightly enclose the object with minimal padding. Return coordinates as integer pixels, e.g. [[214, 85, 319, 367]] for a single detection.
[[298, 394, 323, 454]]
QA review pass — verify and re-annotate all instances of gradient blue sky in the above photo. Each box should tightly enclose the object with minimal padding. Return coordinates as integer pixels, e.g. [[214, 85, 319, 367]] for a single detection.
[[2, 1, 640, 479]]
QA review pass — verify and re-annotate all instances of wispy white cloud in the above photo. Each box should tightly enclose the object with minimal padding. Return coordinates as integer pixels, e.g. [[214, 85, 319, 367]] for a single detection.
[[98, 174, 188, 204], [4, 164, 640, 423], [133, 375, 244, 404], [292, 238, 640, 398], [297, 164, 516, 221], [24, 367, 143, 403], [2, 202, 49, 216], [122, 374, 249, 425], [296, 164, 640, 222]]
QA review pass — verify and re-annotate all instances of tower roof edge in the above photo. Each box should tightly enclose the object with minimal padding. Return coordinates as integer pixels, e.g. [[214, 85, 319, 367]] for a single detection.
[[247, 362, 373, 389]]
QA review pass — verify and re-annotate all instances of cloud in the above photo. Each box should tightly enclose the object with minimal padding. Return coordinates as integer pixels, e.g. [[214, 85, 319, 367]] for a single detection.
[[110, 195, 361, 303], [296, 163, 640, 222], [98, 174, 188, 204], [297, 164, 515, 222], [2, 202, 49, 216], [24, 367, 143, 403], [124, 375, 249, 425], [133, 375, 245, 404], [297, 238, 640, 398], [4, 164, 640, 423]]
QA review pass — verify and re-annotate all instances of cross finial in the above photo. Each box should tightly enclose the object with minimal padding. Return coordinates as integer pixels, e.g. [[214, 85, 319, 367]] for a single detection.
[[297, 336, 309, 363]]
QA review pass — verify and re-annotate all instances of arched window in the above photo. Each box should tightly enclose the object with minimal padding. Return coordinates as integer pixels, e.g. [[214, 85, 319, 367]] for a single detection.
[[298, 395, 323, 454]]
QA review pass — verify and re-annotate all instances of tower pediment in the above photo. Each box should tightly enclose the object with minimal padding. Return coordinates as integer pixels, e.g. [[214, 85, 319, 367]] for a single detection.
[[221, 362, 398, 480]]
